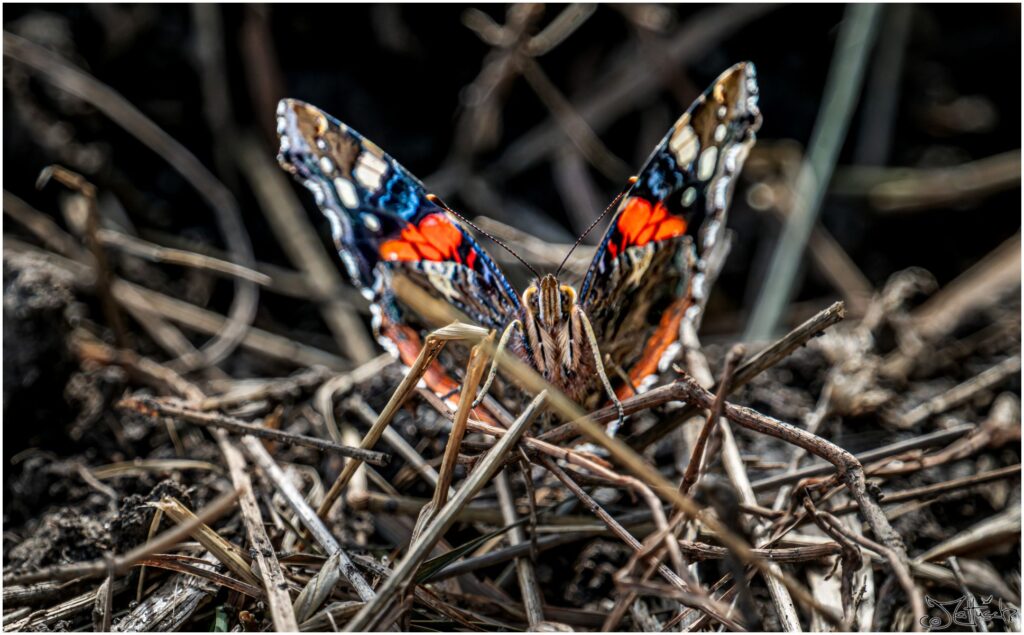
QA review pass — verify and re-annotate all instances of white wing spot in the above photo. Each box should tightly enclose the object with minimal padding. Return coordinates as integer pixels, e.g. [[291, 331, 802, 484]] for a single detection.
[[354, 152, 388, 190], [681, 187, 697, 207], [422, 261, 464, 303], [691, 272, 707, 300], [714, 123, 727, 143], [362, 214, 381, 232], [657, 342, 682, 373], [304, 179, 325, 206], [697, 146, 718, 181], [723, 142, 751, 174], [717, 105, 728, 119], [712, 176, 730, 209], [669, 125, 699, 166], [319, 156, 335, 175], [339, 250, 362, 284], [334, 177, 359, 208], [637, 374, 659, 394], [324, 208, 344, 241]]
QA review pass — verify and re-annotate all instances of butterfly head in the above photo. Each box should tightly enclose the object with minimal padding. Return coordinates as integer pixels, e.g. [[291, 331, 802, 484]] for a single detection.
[[523, 274, 577, 328]]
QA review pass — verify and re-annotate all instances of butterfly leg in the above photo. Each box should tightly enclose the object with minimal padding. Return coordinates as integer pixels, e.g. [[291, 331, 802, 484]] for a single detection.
[[574, 305, 627, 436], [380, 321, 462, 399], [377, 317, 503, 427], [471, 319, 523, 408]]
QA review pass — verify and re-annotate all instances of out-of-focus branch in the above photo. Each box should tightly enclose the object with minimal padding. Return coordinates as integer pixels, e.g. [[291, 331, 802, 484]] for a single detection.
[[3, 30, 259, 371], [832, 149, 1021, 212], [745, 4, 882, 340]]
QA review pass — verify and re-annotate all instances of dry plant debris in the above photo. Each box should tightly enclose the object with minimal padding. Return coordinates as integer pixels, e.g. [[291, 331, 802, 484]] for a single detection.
[[3, 4, 1020, 633]]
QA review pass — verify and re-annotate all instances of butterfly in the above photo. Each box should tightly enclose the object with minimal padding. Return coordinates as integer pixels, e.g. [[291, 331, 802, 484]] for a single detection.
[[277, 62, 761, 434]]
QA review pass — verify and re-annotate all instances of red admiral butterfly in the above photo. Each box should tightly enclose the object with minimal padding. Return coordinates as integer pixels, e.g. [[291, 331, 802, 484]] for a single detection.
[[277, 62, 761, 435]]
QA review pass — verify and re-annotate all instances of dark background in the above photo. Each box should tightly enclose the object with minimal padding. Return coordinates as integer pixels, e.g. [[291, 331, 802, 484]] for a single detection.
[[4, 3, 1020, 360]]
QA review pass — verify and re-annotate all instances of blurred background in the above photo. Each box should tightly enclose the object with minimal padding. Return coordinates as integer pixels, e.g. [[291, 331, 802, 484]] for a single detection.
[[4, 3, 1021, 447]]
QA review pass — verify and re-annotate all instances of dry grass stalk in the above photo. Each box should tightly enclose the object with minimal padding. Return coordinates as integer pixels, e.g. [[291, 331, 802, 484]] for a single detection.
[[315, 325, 453, 520], [118, 394, 390, 463], [238, 437, 376, 609], [344, 391, 546, 630], [216, 434, 300, 631], [149, 496, 261, 588]]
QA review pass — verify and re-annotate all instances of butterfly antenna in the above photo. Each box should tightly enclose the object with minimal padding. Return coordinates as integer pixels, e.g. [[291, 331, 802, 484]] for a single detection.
[[426, 194, 541, 279], [555, 176, 637, 277]]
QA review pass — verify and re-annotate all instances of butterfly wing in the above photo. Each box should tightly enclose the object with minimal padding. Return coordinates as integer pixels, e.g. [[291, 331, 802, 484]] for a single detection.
[[578, 62, 761, 390], [275, 99, 522, 339]]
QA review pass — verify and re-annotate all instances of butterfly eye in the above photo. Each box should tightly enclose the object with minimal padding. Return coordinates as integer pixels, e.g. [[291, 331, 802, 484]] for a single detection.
[[523, 286, 538, 311]]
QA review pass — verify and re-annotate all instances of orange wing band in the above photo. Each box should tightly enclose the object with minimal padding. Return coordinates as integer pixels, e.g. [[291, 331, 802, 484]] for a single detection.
[[610, 197, 687, 258], [380, 213, 463, 263], [617, 295, 691, 400]]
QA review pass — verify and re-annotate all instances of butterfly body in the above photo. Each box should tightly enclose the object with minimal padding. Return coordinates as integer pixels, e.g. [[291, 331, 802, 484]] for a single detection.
[[515, 274, 597, 403], [277, 62, 761, 417]]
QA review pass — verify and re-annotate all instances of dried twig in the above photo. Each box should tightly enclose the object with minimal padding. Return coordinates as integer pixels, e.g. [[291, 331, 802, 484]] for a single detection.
[[95, 227, 271, 284], [316, 328, 449, 519], [828, 464, 1021, 516], [751, 423, 975, 492], [151, 496, 261, 588], [347, 396, 451, 495], [239, 437, 376, 611], [893, 355, 1021, 429], [6, 580, 130, 632], [425, 334, 492, 519], [117, 395, 389, 464], [495, 471, 545, 628], [542, 456, 744, 631], [820, 512, 925, 630], [200, 365, 337, 411], [39, 165, 128, 347], [833, 149, 1021, 212], [112, 554, 220, 631], [679, 345, 744, 495], [216, 434, 299, 631], [6, 238, 347, 369]]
